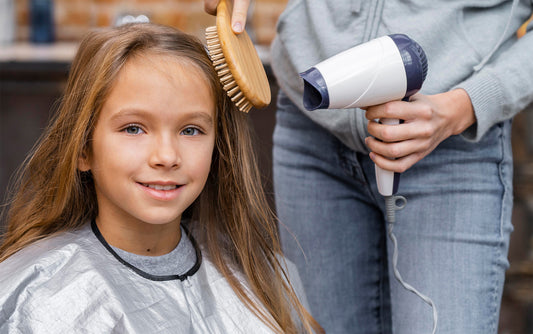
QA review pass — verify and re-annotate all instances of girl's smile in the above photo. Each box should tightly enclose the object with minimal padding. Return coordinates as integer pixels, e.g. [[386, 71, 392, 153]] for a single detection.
[[137, 181, 184, 201]]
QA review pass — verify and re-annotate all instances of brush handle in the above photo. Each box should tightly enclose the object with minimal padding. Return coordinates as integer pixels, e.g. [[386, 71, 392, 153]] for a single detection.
[[215, 0, 271, 108]]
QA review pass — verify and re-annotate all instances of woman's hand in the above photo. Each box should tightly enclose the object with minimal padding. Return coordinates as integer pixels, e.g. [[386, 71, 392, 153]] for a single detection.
[[364, 89, 476, 173], [204, 0, 251, 34]]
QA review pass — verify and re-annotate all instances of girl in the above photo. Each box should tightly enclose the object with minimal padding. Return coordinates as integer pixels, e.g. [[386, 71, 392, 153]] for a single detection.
[[0, 23, 322, 334]]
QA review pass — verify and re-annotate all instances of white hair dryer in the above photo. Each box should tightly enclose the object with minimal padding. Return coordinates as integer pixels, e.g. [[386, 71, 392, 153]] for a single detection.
[[300, 34, 428, 221]]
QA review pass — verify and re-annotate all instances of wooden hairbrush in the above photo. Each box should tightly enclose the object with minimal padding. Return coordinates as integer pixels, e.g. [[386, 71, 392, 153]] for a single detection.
[[205, 0, 271, 113]]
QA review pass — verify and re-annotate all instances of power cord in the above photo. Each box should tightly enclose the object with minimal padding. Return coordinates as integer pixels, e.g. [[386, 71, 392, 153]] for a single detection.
[[384, 195, 438, 333]]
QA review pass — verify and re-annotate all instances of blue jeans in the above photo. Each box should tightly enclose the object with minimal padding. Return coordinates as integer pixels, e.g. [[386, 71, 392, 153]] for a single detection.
[[273, 92, 513, 334]]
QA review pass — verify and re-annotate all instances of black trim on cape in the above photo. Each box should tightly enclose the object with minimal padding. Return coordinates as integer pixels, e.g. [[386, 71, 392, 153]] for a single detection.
[[91, 219, 202, 282]]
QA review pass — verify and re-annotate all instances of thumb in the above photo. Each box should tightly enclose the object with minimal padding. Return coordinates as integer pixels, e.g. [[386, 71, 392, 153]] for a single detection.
[[231, 0, 250, 34]]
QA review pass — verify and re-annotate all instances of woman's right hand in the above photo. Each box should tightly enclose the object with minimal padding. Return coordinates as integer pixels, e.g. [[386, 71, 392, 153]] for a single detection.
[[204, 0, 251, 34]]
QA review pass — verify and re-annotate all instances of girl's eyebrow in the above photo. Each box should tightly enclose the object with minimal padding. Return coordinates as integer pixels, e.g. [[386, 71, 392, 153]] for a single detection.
[[183, 111, 215, 126], [109, 108, 154, 122], [110, 109, 214, 126]]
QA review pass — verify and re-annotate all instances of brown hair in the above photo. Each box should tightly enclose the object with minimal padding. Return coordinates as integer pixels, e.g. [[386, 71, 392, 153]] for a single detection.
[[0, 23, 322, 333]]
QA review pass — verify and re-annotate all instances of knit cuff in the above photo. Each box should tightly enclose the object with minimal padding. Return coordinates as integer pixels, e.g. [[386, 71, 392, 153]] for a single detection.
[[454, 69, 505, 142]]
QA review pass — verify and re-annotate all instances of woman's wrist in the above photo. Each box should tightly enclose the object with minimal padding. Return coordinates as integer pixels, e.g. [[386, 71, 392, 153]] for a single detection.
[[439, 88, 476, 136]]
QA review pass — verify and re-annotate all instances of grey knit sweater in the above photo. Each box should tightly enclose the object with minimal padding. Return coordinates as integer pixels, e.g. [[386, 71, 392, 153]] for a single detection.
[[270, 0, 533, 152]]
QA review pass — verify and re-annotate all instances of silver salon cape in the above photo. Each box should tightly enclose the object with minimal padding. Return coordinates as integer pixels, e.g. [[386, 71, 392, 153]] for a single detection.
[[0, 223, 305, 333]]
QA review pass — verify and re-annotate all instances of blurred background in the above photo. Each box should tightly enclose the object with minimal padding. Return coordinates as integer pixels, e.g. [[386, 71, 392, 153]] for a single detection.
[[0, 0, 532, 333]]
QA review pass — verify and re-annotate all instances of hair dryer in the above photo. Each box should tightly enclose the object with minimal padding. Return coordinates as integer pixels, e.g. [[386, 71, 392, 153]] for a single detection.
[[300, 34, 427, 221]]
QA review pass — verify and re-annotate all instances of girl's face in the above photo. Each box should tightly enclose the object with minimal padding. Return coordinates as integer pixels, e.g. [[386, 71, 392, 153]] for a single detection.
[[79, 54, 215, 231]]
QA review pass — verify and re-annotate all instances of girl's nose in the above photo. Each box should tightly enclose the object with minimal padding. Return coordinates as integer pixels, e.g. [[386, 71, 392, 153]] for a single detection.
[[149, 135, 180, 169]]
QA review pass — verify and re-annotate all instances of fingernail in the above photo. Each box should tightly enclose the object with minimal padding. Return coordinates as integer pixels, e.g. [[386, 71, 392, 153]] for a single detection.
[[232, 22, 243, 33]]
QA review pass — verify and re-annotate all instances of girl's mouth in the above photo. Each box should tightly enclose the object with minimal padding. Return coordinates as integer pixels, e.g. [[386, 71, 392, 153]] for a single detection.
[[140, 183, 180, 191]]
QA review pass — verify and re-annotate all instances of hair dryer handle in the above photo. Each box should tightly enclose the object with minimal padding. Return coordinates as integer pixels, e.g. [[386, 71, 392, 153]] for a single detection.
[[375, 117, 401, 196]]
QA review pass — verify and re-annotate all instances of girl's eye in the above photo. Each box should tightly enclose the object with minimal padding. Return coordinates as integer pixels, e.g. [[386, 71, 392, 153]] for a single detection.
[[181, 127, 201, 136], [124, 125, 144, 135]]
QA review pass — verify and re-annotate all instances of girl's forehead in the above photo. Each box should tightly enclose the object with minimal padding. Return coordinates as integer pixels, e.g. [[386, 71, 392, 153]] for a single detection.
[[116, 53, 213, 93], [126, 52, 206, 76], [98, 52, 215, 121]]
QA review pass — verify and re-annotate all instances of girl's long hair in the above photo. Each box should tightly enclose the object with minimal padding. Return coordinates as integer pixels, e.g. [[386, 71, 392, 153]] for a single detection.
[[0, 23, 322, 333]]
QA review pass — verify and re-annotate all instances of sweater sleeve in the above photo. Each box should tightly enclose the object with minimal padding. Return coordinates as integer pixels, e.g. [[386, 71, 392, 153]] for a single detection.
[[455, 27, 533, 141]]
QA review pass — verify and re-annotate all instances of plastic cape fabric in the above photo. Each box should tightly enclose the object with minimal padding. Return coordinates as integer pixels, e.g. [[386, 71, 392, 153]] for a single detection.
[[0, 222, 290, 333]]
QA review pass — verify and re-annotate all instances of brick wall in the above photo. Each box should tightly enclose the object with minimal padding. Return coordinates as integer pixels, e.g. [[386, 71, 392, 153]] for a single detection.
[[14, 0, 287, 45]]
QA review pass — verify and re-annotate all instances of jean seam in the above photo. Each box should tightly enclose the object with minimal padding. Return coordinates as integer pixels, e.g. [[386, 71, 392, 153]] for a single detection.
[[497, 123, 507, 239], [491, 122, 511, 333]]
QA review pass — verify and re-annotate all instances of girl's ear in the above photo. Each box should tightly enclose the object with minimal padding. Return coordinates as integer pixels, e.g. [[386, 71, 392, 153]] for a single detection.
[[78, 150, 91, 172]]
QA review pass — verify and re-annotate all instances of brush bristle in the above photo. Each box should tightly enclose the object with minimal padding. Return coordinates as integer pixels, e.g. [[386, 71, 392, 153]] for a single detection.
[[205, 26, 253, 113]]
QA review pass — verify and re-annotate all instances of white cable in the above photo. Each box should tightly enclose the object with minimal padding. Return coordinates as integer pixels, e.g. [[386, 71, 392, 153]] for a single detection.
[[388, 222, 438, 334]]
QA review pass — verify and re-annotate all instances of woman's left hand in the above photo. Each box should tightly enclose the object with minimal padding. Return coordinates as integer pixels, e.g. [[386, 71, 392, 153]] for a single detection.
[[364, 89, 476, 173]]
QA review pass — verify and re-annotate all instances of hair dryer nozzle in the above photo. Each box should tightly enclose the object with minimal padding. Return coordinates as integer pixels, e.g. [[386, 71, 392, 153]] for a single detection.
[[300, 67, 330, 110]]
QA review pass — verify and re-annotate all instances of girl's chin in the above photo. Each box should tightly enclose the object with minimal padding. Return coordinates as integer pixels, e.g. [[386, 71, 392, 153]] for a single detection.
[[138, 216, 182, 226]]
